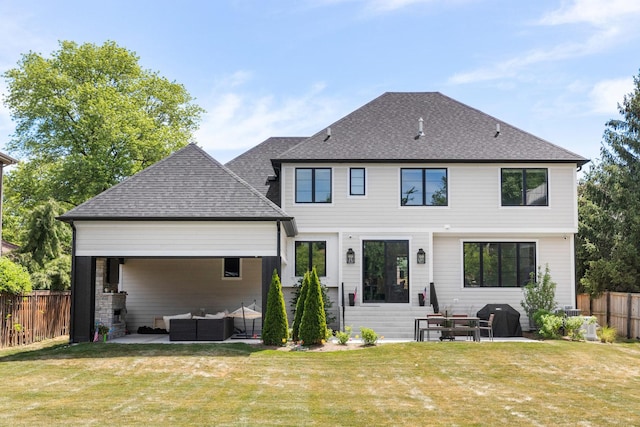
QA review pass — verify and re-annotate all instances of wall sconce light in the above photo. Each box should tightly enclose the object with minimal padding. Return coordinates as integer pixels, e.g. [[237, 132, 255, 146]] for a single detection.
[[346, 248, 355, 264], [417, 248, 426, 264]]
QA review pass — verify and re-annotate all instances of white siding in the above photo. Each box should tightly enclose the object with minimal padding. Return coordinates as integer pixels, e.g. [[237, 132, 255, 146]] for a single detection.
[[281, 233, 339, 287], [432, 234, 575, 327], [122, 258, 263, 332], [75, 221, 279, 257], [282, 163, 578, 232]]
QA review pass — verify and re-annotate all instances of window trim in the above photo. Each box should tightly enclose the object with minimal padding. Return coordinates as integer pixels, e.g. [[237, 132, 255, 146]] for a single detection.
[[462, 241, 537, 288], [349, 167, 366, 196], [500, 168, 549, 207], [400, 167, 448, 207], [294, 240, 327, 277], [295, 167, 333, 204], [222, 257, 242, 280]]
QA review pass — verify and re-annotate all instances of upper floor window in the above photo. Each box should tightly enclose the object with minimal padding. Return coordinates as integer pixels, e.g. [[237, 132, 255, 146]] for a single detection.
[[501, 168, 548, 206], [295, 241, 326, 276], [296, 168, 332, 203], [463, 242, 536, 288], [401, 168, 447, 206], [350, 168, 366, 196]]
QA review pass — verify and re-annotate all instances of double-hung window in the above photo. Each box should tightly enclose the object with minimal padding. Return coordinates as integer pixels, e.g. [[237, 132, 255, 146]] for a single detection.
[[401, 168, 447, 206], [463, 242, 536, 287], [296, 168, 332, 203], [295, 241, 327, 276], [501, 168, 548, 206], [350, 168, 366, 196]]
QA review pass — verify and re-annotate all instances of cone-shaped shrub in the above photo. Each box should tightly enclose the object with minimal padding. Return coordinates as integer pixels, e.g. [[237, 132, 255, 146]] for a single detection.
[[292, 271, 310, 342], [262, 269, 289, 346], [299, 267, 327, 345]]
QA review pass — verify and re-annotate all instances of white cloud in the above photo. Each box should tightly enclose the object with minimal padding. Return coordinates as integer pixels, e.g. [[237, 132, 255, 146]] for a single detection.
[[448, 26, 620, 84], [588, 77, 635, 115], [448, 0, 640, 85], [194, 75, 346, 162], [538, 0, 640, 27], [366, 0, 435, 12]]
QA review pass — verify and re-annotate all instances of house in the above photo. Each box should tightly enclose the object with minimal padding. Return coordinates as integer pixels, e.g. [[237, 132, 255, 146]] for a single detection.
[[60, 92, 588, 342], [0, 151, 18, 256]]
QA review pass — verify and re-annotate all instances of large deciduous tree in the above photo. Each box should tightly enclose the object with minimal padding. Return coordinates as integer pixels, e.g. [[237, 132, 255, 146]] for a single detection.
[[2, 40, 204, 211], [578, 70, 640, 295]]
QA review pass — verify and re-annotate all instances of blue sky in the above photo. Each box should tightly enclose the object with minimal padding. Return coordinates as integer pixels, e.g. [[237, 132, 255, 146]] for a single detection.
[[1, 0, 639, 166]]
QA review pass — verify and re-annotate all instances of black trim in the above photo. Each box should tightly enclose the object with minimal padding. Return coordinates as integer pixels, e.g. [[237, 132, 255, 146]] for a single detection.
[[274, 158, 590, 166]]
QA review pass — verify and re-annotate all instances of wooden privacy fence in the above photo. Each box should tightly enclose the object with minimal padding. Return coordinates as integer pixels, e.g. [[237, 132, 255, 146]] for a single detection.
[[577, 292, 640, 339], [0, 291, 71, 348]]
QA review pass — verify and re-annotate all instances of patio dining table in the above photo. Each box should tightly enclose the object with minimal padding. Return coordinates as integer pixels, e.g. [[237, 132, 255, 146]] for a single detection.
[[414, 315, 481, 342]]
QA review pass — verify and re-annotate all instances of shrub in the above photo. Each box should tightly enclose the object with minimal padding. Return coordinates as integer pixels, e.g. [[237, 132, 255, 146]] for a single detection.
[[521, 264, 557, 327], [538, 313, 563, 339], [335, 326, 353, 345], [262, 269, 289, 346], [298, 267, 327, 345], [292, 272, 309, 342], [360, 327, 379, 346], [565, 316, 586, 341], [532, 309, 552, 329], [290, 275, 335, 327], [597, 325, 617, 343], [0, 257, 32, 294]]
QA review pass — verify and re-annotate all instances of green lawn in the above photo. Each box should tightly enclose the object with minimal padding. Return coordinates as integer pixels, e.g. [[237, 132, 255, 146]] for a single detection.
[[1, 338, 639, 426]]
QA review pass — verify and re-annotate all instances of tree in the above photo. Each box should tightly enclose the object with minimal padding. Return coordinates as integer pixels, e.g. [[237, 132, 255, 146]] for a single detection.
[[0, 257, 32, 294], [298, 267, 327, 345], [578, 70, 640, 295], [2, 40, 204, 212], [11, 200, 72, 290], [262, 269, 289, 346], [291, 271, 309, 342]]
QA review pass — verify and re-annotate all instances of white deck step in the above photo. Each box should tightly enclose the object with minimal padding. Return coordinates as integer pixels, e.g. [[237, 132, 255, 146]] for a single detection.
[[339, 305, 436, 339]]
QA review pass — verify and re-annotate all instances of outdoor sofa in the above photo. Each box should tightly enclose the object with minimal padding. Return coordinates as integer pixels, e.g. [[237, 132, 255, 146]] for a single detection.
[[169, 317, 234, 341]]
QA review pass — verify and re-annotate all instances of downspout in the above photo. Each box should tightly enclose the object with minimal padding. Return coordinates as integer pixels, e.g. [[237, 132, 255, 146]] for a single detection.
[[0, 163, 4, 257], [69, 221, 77, 344], [277, 221, 281, 261]]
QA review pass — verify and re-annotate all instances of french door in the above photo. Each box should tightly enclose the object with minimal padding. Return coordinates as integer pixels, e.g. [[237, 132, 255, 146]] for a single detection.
[[362, 240, 409, 303]]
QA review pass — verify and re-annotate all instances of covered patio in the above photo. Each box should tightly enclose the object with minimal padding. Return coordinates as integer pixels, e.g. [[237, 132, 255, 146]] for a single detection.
[[59, 144, 297, 343]]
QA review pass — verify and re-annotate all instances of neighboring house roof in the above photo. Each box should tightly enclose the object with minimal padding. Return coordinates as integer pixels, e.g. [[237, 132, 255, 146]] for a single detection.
[[59, 143, 297, 234], [226, 137, 307, 204], [274, 92, 589, 166], [1, 240, 19, 253], [0, 152, 18, 166]]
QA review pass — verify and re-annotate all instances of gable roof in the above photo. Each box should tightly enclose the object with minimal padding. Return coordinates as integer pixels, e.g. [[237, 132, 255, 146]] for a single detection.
[[275, 92, 588, 166], [59, 143, 296, 234], [226, 137, 306, 203]]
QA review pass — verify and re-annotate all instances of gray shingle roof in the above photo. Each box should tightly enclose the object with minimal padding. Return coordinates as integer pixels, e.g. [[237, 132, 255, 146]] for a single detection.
[[59, 143, 294, 223], [275, 92, 589, 165], [226, 137, 307, 203]]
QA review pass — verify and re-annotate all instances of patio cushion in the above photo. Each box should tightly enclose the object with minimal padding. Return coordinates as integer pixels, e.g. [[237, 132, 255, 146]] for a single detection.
[[163, 312, 192, 332]]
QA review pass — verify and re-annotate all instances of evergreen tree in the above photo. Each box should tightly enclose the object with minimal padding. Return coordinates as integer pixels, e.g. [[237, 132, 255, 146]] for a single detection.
[[578, 70, 640, 294], [298, 267, 327, 345], [261, 269, 289, 346], [292, 271, 309, 341]]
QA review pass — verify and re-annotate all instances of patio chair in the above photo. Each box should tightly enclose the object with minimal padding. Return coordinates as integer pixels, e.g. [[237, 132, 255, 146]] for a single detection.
[[478, 313, 494, 341], [421, 313, 444, 341], [452, 314, 472, 340]]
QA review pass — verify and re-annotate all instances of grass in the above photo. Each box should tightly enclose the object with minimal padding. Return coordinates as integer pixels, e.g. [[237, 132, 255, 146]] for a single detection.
[[1, 338, 639, 426]]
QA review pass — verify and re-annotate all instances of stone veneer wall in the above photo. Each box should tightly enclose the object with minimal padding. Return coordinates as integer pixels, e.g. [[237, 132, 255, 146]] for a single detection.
[[94, 258, 127, 339]]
